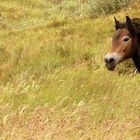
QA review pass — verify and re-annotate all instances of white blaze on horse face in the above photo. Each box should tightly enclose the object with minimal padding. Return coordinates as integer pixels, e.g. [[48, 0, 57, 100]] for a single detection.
[[105, 52, 123, 64]]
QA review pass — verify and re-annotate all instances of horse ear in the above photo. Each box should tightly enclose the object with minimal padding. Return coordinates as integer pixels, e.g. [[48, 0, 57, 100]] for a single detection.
[[126, 16, 136, 36], [126, 16, 132, 27], [114, 17, 120, 30]]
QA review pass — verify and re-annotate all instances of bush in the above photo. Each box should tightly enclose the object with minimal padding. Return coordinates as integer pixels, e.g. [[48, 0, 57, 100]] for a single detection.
[[45, 0, 133, 19], [89, 0, 133, 17]]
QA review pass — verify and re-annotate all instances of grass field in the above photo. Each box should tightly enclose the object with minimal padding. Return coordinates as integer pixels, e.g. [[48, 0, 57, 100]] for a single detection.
[[0, 0, 140, 139]]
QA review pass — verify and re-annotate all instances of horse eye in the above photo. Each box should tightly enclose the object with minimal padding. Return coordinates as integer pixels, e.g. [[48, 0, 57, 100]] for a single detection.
[[123, 37, 129, 42]]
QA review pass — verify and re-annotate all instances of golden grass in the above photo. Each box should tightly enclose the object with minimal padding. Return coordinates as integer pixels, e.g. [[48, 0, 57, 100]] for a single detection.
[[0, 0, 140, 139]]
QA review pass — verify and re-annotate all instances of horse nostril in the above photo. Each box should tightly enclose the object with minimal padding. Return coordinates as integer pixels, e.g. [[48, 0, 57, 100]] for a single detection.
[[109, 58, 115, 63], [104, 57, 115, 64], [104, 57, 108, 63]]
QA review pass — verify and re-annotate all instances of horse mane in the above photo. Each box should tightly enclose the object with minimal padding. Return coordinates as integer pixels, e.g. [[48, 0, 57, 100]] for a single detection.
[[132, 18, 140, 32], [130, 18, 140, 72]]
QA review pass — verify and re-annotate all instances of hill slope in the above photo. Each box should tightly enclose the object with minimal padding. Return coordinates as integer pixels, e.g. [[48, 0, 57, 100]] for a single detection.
[[0, 0, 140, 139]]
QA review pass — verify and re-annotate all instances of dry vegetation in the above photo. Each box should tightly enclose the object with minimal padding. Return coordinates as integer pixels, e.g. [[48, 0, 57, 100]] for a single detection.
[[0, 0, 140, 139]]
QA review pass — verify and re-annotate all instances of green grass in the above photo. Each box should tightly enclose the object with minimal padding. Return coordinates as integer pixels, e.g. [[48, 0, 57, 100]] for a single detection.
[[0, 0, 140, 139]]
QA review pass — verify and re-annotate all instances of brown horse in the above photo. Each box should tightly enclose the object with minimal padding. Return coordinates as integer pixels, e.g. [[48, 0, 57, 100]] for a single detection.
[[104, 16, 140, 72]]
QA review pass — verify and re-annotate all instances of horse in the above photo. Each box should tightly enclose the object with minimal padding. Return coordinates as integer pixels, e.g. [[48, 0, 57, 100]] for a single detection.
[[104, 16, 140, 72]]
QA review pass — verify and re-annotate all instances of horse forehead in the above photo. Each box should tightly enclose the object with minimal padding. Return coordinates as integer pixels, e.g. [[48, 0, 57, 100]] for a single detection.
[[113, 28, 130, 40]]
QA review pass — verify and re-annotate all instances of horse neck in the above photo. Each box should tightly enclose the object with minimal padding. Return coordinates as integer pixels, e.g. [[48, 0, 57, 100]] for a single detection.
[[132, 41, 140, 72]]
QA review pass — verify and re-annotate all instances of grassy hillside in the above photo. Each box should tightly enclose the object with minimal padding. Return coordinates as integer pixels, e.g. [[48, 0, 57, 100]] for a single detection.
[[0, 0, 140, 139]]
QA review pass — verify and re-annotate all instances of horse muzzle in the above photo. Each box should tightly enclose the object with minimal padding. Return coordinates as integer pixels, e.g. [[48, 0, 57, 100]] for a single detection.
[[104, 53, 119, 71], [105, 62, 116, 71]]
